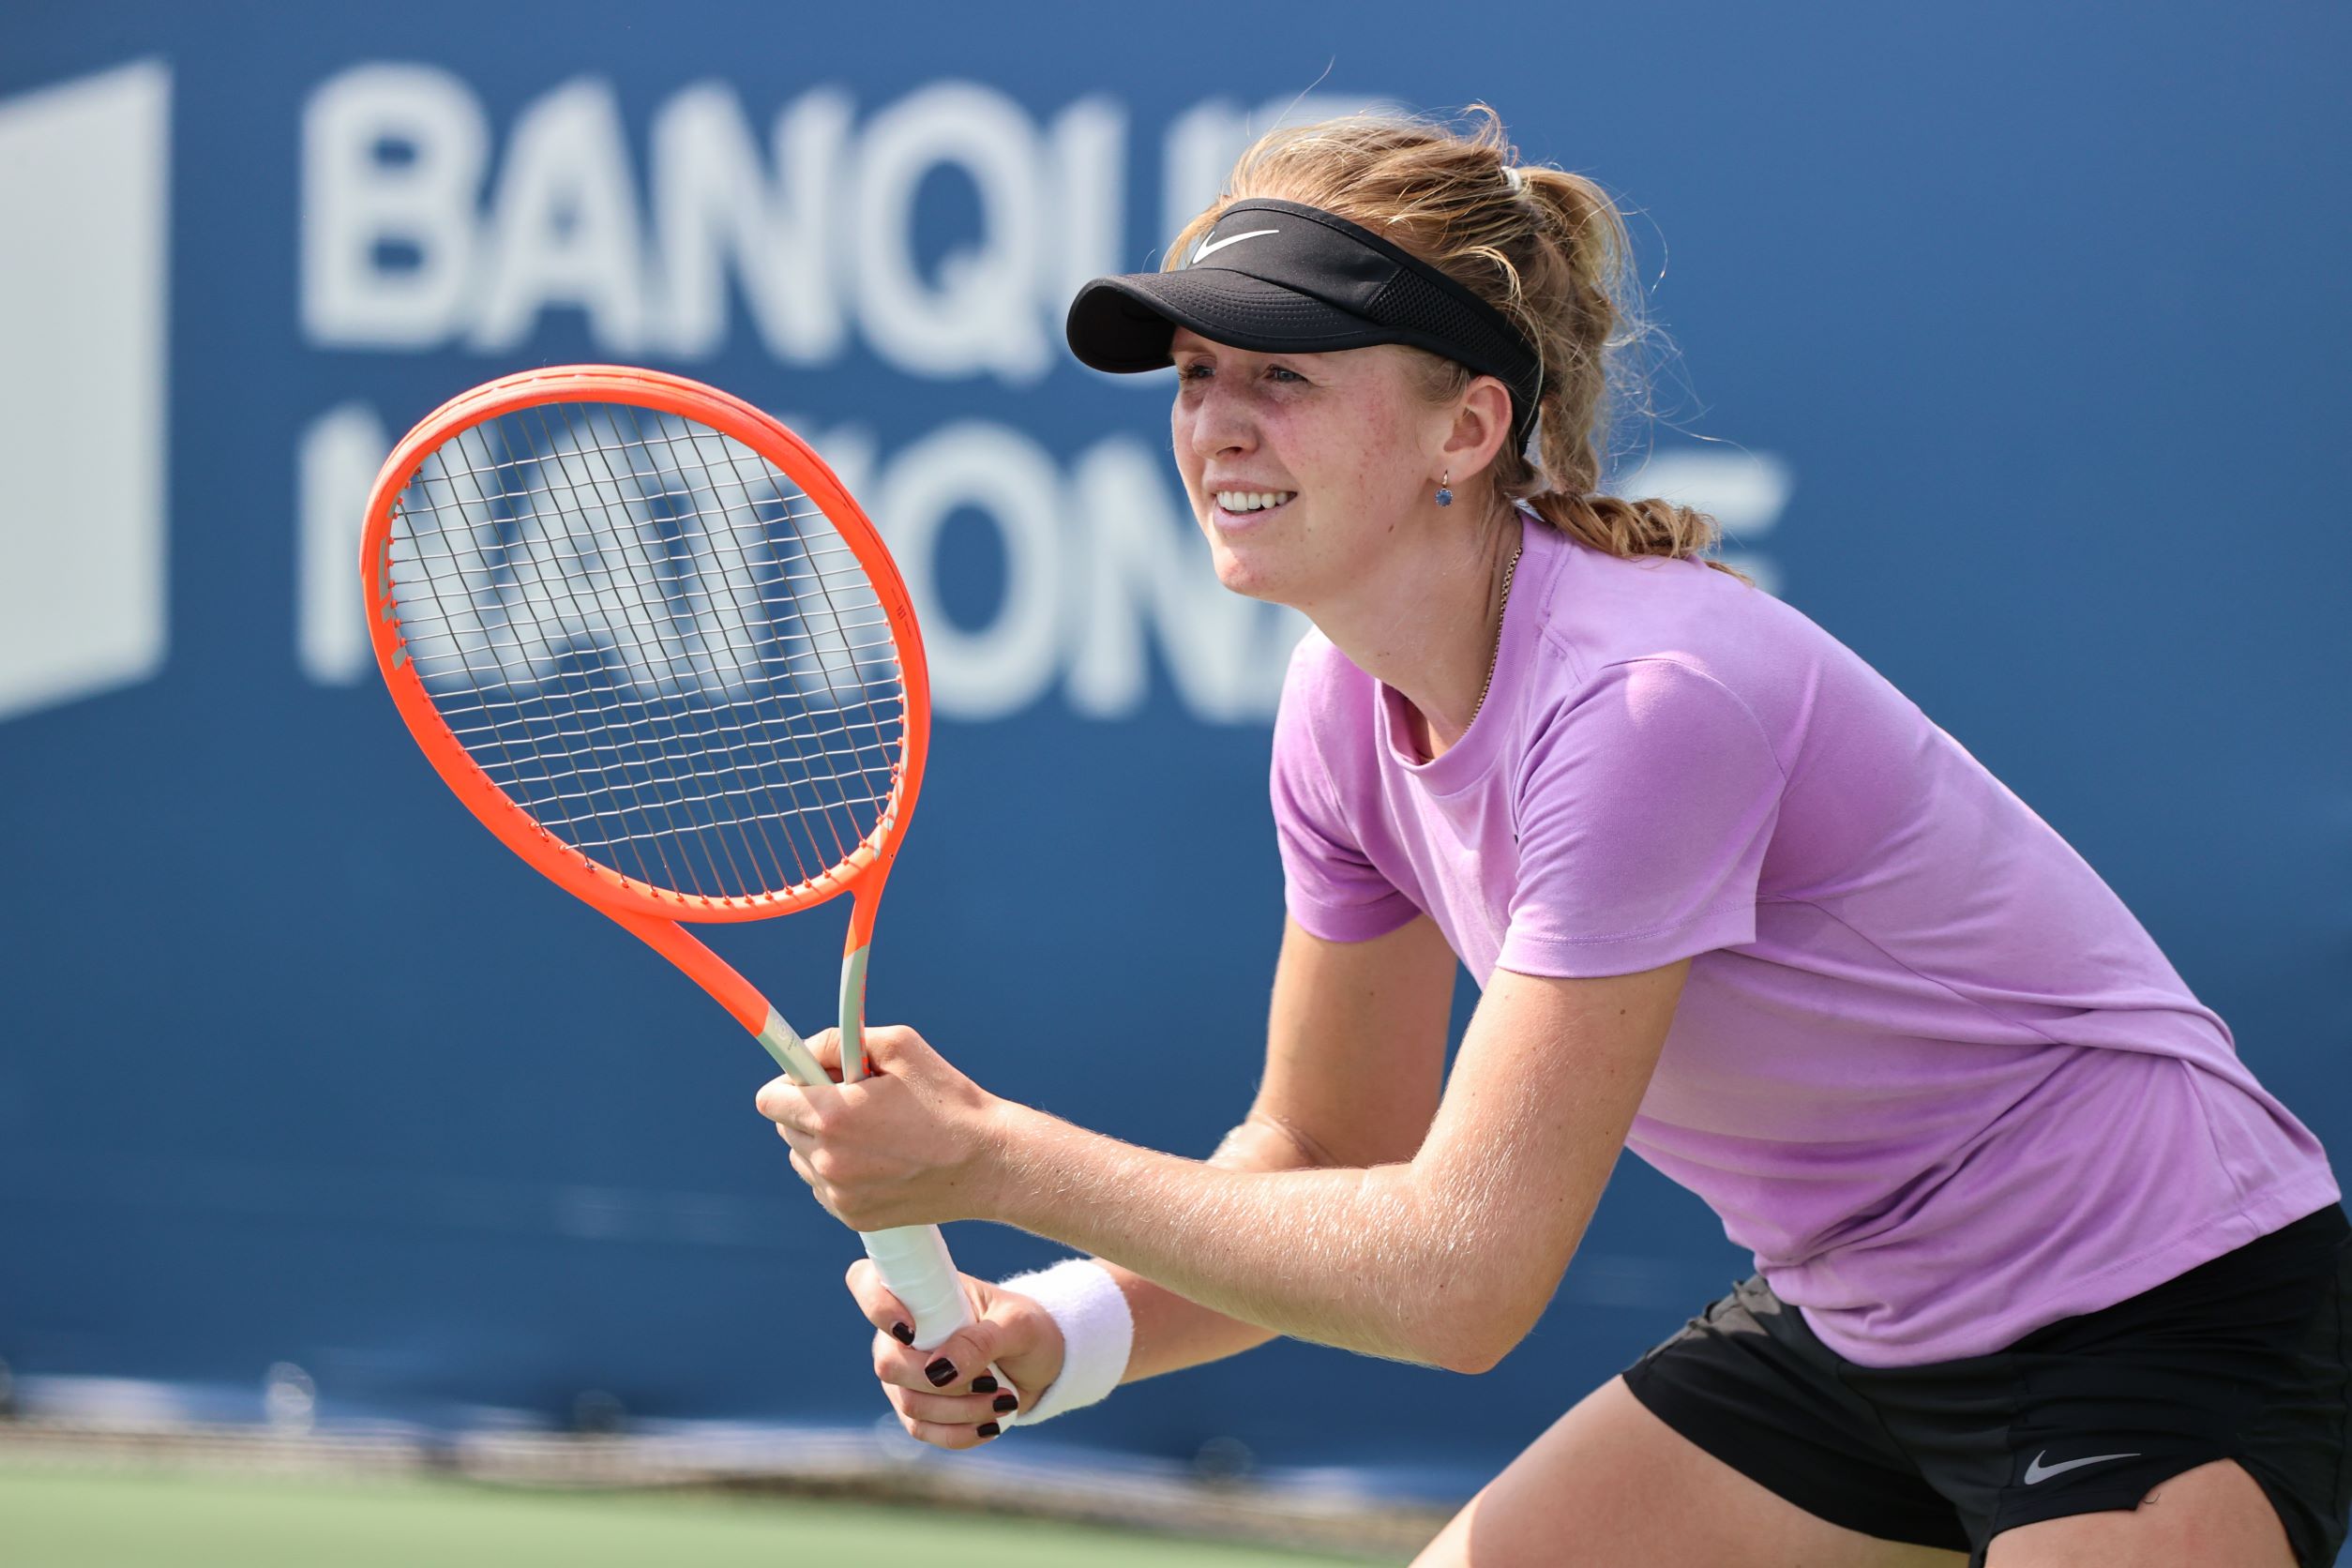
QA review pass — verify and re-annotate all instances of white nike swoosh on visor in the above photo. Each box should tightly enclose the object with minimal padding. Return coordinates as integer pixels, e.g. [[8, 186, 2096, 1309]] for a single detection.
[[2021, 1451, 2141, 1485], [1189, 228, 1279, 264]]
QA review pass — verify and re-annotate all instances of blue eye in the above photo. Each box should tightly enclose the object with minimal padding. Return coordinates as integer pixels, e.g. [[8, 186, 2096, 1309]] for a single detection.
[[1177, 362, 1213, 382], [1268, 366, 1305, 384]]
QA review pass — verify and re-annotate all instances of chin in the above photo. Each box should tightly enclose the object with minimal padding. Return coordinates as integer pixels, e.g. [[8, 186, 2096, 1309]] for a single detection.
[[1204, 535, 1290, 604]]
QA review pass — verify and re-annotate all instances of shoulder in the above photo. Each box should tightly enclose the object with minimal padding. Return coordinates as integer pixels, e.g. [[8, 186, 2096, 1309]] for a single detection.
[[1281, 626, 1371, 701], [1515, 656, 1787, 807], [1275, 626, 1376, 740], [1521, 535, 1840, 773], [1531, 535, 1798, 677]]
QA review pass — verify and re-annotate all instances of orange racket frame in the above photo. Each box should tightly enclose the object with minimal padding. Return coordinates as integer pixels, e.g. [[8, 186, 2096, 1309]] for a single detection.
[[360, 367, 1007, 1411], [364, 366, 927, 1018]]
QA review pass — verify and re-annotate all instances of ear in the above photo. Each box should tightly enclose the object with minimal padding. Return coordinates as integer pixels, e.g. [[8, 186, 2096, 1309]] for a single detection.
[[1436, 374, 1515, 483]]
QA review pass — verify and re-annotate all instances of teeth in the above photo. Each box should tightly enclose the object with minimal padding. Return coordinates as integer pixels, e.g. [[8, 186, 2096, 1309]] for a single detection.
[[1215, 490, 1296, 512]]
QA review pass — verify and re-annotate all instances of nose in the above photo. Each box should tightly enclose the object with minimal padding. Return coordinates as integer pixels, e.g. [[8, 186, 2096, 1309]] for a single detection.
[[1184, 378, 1258, 460]]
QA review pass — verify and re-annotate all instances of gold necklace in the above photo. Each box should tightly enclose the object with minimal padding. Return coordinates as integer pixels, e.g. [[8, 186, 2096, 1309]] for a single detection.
[[1470, 538, 1524, 725]]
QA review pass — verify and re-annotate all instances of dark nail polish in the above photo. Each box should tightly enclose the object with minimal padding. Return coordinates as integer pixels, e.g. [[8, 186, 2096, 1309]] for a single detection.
[[992, 1394, 1018, 1413], [970, 1374, 999, 1395], [890, 1322, 914, 1346], [976, 1421, 1001, 1439], [925, 1357, 957, 1387]]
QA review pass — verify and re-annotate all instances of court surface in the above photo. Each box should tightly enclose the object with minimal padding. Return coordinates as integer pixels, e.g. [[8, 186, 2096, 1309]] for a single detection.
[[0, 1465, 1390, 1568]]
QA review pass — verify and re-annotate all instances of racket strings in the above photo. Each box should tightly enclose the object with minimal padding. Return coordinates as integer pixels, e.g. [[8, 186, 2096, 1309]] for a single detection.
[[429, 402, 803, 898], [515, 400, 846, 902], [611, 398, 888, 867], [501, 397, 877, 895], [386, 401, 907, 902], [415, 400, 862, 898]]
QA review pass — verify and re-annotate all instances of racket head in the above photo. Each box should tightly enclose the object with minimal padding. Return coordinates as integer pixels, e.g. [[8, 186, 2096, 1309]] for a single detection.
[[361, 366, 928, 927]]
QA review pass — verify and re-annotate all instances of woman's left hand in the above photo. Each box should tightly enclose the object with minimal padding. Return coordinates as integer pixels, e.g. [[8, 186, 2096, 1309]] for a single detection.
[[754, 1025, 1010, 1231]]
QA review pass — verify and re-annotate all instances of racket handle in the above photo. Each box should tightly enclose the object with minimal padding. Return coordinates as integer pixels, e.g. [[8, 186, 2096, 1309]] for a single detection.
[[864, 1225, 1017, 1430], [863, 1224, 971, 1346], [756, 1009, 1018, 1429]]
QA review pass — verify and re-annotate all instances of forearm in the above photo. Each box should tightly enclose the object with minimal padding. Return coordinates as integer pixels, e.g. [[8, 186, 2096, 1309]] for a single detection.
[[1069, 916, 1470, 1376], [988, 1105, 1500, 1370], [1090, 1117, 1318, 1383]]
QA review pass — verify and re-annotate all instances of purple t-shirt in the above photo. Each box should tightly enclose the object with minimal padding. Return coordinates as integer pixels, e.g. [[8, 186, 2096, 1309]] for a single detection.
[[1272, 511, 2336, 1367]]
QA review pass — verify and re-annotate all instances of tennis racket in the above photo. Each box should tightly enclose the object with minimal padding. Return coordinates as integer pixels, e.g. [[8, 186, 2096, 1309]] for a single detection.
[[359, 364, 1008, 1414]]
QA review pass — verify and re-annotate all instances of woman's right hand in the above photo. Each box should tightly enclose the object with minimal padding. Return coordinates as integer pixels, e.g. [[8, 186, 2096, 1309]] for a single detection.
[[845, 1259, 1065, 1448]]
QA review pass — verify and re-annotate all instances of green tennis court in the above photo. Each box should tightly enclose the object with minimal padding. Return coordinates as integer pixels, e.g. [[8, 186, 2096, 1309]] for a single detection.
[[0, 1466, 1392, 1568]]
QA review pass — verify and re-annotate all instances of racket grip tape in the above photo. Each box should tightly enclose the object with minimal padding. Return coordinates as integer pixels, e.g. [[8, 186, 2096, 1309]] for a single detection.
[[864, 1224, 971, 1346], [863, 1225, 1016, 1430]]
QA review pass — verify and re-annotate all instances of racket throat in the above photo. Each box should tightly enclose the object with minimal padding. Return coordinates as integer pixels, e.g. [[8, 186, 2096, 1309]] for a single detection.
[[747, 942, 868, 1087], [754, 1009, 831, 1087], [837, 943, 872, 1080]]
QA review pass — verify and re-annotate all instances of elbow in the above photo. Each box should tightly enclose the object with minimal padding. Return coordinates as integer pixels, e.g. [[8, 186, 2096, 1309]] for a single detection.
[[1430, 1341, 1510, 1377], [1375, 1177, 1559, 1374], [1407, 1284, 1544, 1376]]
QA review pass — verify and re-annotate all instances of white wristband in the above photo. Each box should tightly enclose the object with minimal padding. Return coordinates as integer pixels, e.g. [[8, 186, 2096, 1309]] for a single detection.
[[996, 1259, 1133, 1424]]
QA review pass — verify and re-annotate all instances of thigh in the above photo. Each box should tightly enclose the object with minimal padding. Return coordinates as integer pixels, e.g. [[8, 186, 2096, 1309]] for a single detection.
[[1985, 1458, 2295, 1568], [1411, 1378, 1967, 1568]]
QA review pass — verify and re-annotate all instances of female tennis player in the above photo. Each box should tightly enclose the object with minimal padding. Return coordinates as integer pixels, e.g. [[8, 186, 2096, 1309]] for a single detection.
[[756, 110, 2348, 1567]]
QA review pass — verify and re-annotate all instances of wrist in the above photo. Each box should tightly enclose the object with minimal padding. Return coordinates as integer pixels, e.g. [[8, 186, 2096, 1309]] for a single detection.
[[974, 1097, 1056, 1227], [998, 1258, 1133, 1423]]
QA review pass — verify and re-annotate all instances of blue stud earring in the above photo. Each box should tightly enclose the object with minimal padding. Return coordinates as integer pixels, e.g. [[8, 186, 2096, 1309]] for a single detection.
[[1435, 471, 1454, 507]]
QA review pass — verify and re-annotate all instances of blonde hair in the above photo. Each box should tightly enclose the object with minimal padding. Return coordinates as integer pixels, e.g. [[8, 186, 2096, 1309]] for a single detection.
[[1168, 107, 1741, 579]]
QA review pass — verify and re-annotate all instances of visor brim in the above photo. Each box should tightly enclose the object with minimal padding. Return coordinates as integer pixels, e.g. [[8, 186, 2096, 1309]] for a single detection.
[[1065, 271, 1402, 373]]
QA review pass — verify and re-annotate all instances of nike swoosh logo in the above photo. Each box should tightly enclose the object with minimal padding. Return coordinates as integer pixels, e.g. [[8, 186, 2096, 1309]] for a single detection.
[[1189, 228, 1278, 264], [2022, 1450, 2141, 1485]]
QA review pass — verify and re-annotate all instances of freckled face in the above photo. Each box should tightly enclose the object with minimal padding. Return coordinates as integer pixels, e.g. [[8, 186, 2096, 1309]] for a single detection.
[[1168, 328, 1446, 607]]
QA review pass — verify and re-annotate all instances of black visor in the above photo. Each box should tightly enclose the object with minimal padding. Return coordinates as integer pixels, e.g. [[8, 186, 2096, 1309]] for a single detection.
[[1064, 198, 1544, 449]]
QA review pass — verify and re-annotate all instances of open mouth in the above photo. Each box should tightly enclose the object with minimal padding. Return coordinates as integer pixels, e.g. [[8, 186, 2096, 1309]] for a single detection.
[[1214, 490, 1296, 518]]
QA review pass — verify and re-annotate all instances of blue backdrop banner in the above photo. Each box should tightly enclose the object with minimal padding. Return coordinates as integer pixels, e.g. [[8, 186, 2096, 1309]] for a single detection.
[[3, 1, 2345, 1499]]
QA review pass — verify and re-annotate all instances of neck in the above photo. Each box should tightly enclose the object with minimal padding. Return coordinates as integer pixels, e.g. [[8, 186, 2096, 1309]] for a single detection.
[[1302, 501, 1521, 761]]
